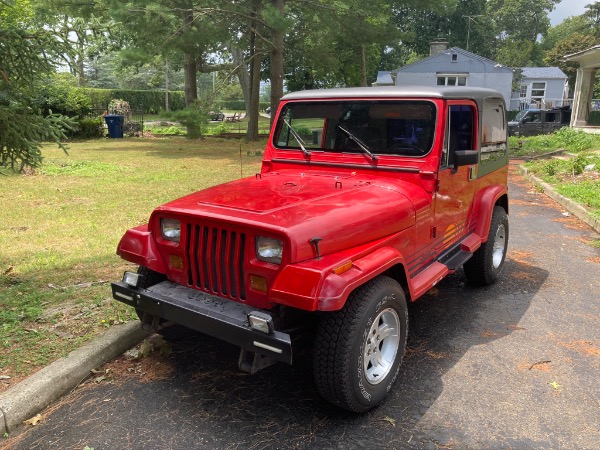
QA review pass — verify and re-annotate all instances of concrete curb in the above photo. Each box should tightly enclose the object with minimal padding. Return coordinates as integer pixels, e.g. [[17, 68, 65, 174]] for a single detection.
[[519, 165, 600, 234], [0, 321, 150, 435]]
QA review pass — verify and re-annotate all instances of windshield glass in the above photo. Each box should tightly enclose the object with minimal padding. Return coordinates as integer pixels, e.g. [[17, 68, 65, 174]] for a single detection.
[[273, 100, 436, 157], [514, 110, 529, 121]]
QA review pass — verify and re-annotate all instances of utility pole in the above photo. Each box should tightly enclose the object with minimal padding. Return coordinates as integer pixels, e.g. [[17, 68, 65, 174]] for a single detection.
[[463, 15, 482, 52]]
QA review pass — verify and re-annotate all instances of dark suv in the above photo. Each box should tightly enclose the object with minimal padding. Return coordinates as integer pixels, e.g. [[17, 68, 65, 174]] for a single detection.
[[508, 107, 571, 137]]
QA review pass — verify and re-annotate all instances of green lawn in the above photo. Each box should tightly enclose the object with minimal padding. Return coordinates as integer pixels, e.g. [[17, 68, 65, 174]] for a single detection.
[[510, 128, 600, 221], [0, 137, 264, 380]]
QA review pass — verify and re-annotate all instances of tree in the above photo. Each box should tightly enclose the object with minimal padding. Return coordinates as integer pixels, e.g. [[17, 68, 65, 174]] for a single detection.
[[0, 0, 72, 172]]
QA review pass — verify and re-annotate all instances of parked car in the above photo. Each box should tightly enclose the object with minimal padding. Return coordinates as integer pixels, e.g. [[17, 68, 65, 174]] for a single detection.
[[210, 111, 225, 121], [112, 86, 509, 412], [508, 107, 571, 137]]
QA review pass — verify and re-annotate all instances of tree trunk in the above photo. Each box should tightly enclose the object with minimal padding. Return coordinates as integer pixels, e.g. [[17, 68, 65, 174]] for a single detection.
[[247, 9, 262, 141], [165, 60, 170, 112], [231, 46, 251, 115], [182, 6, 197, 107], [76, 35, 85, 87], [360, 45, 367, 87], [269, 0, 285, 127], [183, 52, 197, 107]]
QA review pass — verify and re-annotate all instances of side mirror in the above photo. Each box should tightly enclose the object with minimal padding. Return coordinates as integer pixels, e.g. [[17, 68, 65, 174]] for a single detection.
[[453, 150, 478, 173]]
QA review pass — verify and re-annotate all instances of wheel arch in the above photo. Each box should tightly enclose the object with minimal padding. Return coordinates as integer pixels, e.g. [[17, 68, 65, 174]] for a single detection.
[[474, 186, 509, 241]]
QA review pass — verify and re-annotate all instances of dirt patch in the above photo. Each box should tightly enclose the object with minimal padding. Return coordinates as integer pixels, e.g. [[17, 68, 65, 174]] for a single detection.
[[405, 342, 447, 360], [552, 216, 592, 231], [560, 340, 600, 357], [509, 250, 534, 265], [586, 256, 600, 264], [100, 335, 176, 384], [479, 330, 500, 339]]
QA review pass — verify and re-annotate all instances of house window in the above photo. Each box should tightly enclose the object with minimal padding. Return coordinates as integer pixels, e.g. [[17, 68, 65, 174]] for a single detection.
[[531, 82, 546, 100], [519, 85, 527, 98], [451, 53, 458, 62], [437, 75, 467, 86]]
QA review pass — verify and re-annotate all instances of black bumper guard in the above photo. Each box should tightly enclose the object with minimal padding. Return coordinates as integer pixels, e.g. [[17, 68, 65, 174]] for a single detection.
[[111, 281, 292, 364]]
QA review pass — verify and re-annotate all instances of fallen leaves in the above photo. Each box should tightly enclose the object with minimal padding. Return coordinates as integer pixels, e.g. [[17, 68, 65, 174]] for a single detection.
[[376, 416, 396, 427], [23, 414, 43, 426]]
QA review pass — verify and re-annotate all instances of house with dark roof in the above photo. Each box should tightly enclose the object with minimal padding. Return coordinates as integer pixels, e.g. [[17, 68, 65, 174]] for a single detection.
[[510, 67, 569, 110]]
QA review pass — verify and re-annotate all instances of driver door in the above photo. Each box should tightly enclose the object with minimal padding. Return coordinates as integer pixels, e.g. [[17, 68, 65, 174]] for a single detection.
[[434, 102, 477, 254]]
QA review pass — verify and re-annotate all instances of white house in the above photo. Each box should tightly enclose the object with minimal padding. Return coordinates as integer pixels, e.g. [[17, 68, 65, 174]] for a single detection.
[[510, 67, 569, 110], [380, 44, 514, 107]]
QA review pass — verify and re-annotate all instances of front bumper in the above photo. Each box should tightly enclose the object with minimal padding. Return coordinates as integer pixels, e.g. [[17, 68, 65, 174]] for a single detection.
[[111, 280, 292, 364]]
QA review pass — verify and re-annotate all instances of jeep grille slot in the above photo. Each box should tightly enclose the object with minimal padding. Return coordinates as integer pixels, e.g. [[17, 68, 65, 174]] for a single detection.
[[186, 224, 246, 300]]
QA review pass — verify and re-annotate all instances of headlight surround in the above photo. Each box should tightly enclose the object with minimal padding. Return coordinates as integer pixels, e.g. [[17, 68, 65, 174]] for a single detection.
[[256, 236, 283, 265], [160, 218, 181, 243]]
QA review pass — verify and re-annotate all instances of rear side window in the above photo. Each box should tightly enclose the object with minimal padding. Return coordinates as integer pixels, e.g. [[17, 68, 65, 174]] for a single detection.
[[479, 97, 507, 176]]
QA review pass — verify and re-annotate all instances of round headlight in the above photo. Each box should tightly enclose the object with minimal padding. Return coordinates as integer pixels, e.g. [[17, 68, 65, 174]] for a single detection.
[[161, 218, 181, 243], [256, 236, 283, 264]]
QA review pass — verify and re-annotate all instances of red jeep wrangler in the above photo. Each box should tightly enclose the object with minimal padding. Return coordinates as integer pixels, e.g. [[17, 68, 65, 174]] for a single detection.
[[112, 86, 509, 412]]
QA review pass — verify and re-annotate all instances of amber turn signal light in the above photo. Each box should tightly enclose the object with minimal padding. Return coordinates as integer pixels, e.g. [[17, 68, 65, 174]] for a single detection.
[[332, 261, 353, 275]]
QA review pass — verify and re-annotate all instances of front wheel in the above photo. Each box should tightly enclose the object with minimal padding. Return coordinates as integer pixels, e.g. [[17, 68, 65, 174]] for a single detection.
[[464, 206, 509, 285], [313, 276, 408, 412]]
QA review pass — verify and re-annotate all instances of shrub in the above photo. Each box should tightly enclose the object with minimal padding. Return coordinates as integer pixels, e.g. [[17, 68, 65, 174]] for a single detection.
[[170, 107, 209, 139], [543, 160, 560, 176], [35, 74, 92, 118], [571, 155, 588, 175], [74, 118, 104, 139]]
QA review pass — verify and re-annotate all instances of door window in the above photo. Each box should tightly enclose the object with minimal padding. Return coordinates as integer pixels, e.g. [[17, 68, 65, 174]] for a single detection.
[[441, 105, 474, 169]]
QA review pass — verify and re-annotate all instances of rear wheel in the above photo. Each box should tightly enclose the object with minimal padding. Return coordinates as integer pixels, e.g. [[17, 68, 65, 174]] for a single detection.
[[464, 206, 509, 285], [313, 276, 408, 412]]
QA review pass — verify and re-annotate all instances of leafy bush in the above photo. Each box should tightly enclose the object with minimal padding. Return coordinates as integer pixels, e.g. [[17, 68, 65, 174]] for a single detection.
[[74, 118, 104, 139], [543, 160, 560, 176], [170, 106, 210, 139], [571, 155, 588, 175], [34, 74, 92, 118], [205, 122, 229, 135], [150, 126, 186, 135]]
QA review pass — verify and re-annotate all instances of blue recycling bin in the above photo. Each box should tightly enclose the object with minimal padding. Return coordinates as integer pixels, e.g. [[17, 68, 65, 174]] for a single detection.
[[104, 114, 124, 138]]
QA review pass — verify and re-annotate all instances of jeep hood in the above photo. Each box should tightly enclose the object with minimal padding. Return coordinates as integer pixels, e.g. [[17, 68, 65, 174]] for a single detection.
[[155, 171, 429, 262]]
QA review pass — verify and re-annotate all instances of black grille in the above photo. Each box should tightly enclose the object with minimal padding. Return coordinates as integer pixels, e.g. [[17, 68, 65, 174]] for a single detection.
[[186, 224, 246, 300]]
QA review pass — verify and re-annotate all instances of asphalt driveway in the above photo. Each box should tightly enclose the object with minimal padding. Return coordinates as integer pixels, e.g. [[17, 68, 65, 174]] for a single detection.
[[3, 164, 599, 450]]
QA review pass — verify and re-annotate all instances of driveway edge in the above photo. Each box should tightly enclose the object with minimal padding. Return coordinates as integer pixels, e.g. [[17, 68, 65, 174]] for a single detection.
[[0, 321, 150, 435], [519, 165, 600, 234]]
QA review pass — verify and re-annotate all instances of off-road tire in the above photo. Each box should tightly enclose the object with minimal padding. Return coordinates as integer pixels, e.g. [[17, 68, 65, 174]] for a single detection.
[[464, 206, 509, 285], [313, 276, 408, 412]]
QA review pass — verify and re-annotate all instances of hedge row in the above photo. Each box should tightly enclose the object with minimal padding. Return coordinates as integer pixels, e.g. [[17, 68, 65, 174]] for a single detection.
[[79, 88, 186, 114]]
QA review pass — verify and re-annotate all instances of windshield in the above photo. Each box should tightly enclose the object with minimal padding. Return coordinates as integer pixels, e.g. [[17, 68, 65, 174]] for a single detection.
[[273, 100, 436, 157], [514, 110, 529, 121]]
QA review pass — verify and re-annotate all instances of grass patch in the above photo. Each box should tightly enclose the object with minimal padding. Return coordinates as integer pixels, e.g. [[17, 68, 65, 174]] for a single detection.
[[509, 127, 600, 158], [524, 154, 600, 220], [0, 137, 264, 380]]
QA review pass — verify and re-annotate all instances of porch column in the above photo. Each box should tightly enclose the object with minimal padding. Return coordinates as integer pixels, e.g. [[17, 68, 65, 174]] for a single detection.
[[571, 67, 597, 127]]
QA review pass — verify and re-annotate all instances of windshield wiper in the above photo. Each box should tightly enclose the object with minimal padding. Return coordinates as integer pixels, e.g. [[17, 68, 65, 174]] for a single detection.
[[283, 118, 311, 157], [337, 125, 378, 161]]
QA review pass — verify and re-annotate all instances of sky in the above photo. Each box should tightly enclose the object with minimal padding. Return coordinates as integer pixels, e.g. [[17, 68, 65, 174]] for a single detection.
[[548, 0, 589, 25]]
